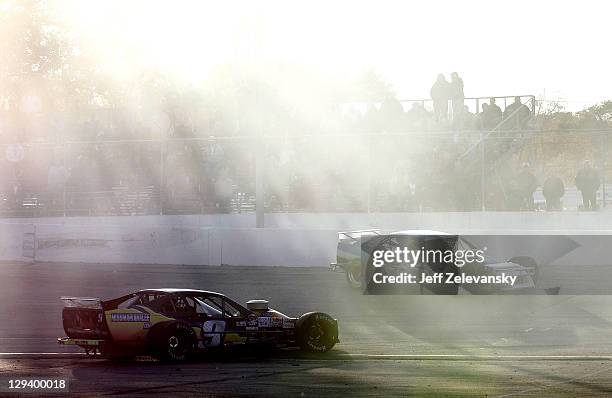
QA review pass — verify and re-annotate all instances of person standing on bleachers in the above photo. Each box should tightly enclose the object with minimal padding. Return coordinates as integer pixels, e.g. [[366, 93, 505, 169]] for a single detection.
[[430, 74, 450, 123], [542, 175, 565, 211], [450, 72, 464, 120], [503, 97, 531, 130], [488, 98, 502, 126], [515, 163, 538, 210], [575, 160, 600, 210], [480, 98, 503, 130]]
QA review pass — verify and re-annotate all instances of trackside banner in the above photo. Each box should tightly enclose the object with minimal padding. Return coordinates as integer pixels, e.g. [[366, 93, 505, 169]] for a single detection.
[[357, 234, 611, 295]]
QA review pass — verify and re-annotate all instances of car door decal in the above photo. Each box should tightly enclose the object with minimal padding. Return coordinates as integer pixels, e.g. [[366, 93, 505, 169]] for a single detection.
[[202, 320, 226, 347]]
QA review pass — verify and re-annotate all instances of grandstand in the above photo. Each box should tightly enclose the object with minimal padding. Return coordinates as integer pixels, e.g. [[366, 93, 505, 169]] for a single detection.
[[0, 95, 609, 217]]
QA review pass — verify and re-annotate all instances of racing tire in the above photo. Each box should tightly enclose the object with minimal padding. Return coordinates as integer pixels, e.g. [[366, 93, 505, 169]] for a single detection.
[[509, 256, 539, 284], [148, 322, 196, 363], [345, 267, 363, 289], [296, 312, 338, 353]]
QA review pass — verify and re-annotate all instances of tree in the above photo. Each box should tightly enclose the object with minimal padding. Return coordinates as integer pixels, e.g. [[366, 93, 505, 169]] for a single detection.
[[0, 0, 106, 141]]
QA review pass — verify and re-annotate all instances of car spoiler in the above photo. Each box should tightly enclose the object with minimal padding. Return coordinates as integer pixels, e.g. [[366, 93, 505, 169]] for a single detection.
[[338, 229, 381, 241], [60, 296, 103, 309]]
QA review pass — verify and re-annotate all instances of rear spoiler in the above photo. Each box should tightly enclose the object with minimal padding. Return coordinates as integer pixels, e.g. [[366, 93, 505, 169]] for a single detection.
[[338, 229, 381, 241], [61, 296, 102, 309]]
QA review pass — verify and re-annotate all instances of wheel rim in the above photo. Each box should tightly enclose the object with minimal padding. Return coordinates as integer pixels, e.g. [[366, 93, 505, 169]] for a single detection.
[[348, 269, 362, 286], [167, 334, 188, 359], [307, 322, 327, 346], [168, 335, 179, 349]]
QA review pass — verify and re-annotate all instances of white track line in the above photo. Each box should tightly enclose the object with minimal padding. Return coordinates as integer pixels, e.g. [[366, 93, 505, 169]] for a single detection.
[[0, 353, 611, 361], [0, 353, 85, 356], [344, 354, 612, 359]]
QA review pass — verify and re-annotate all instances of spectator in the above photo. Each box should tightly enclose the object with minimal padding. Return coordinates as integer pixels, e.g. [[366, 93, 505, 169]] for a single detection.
[[450, 72, 464, 119], [453, 106, 477, 131], [503, 96, 531, 129], [379, 94, 404, 132], [542, 176, 565, 211], [575, 160, 600, 210], [405, 102, 429, 131], [485, 97, 503, 128], [515, 163, 538, 210], [430, 74, 450, 123], [479, 103, 489, 128]]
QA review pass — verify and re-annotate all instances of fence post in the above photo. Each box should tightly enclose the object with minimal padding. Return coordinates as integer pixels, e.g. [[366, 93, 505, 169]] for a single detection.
[[256, 136, 265, 228], [481, 132, 486, 211], [62, 142, 67, 217], [160, 140, 164, 215], [602, 132, 608, 208], [367, 135, 372, 213]]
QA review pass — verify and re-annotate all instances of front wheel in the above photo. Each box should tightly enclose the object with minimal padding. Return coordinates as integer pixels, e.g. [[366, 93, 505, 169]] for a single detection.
[[296, 312, 338, 353], [509, 256, 539, 284]]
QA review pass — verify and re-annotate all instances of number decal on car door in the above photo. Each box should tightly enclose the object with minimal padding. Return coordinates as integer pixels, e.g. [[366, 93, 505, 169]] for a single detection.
[[202, 320, 226, 347]]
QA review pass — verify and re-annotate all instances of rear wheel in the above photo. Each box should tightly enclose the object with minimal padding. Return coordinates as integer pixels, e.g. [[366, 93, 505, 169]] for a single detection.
[[345, 267, 363, 289], [296, 313, 338, 353], [149, 322, 196, 362]]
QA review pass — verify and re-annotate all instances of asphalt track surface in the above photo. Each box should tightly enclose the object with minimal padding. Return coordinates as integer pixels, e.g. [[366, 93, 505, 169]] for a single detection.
[[2, 262, 612, 397]]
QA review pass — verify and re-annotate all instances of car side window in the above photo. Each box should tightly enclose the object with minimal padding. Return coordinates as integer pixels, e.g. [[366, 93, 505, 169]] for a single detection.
[[147, 295, 175, 315], [172, 295, 198, 316]]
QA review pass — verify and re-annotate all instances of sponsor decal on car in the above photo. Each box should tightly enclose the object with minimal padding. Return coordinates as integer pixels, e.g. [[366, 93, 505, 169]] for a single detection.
[[110, 313, 150, 322], [283, 319, 296, 329]]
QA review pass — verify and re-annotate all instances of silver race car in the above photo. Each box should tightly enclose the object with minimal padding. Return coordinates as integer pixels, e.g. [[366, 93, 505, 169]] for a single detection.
[[330, 230, 543, 294]]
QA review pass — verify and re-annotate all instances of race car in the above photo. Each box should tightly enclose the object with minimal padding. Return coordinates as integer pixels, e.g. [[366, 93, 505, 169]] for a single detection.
[[58, 289, 339, 362], [331, 230, 542, 294]]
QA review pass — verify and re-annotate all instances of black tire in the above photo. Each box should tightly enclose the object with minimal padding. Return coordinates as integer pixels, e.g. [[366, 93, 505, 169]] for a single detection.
[[345, 266, 363, 289], [509, 256, 539, 284], [148, 322, 196, 362], [296, 312, 338, 353]]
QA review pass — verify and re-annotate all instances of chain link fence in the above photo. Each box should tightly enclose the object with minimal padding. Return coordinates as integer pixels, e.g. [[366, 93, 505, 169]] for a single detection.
[[0, 125, 609, 217]]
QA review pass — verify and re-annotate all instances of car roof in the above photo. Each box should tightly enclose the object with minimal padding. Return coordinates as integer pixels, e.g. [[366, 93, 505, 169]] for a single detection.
[[390, 230, 451, 236], [138, 288, 224, 296]]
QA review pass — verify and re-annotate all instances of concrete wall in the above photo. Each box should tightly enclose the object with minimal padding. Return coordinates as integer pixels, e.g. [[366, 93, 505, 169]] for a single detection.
[[1, 212, 611, 266]]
